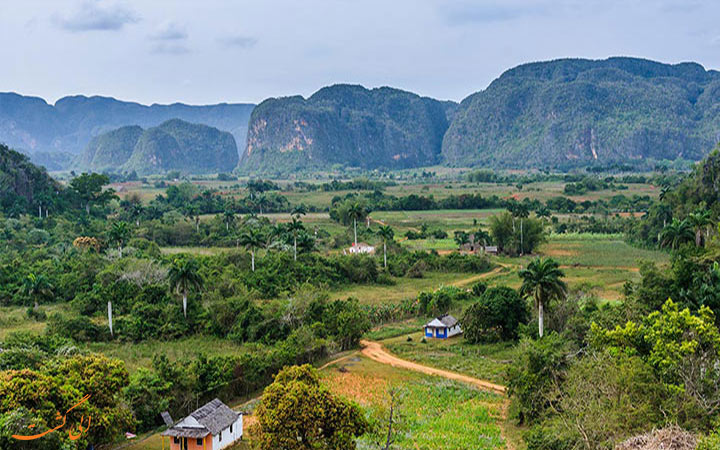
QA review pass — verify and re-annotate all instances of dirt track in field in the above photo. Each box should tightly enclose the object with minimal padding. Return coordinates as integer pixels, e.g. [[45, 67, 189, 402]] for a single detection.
[[360, 340, 515, 450]]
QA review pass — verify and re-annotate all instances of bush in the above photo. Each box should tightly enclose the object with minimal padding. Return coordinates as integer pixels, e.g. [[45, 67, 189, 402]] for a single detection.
[[463, 286, 529, 343]]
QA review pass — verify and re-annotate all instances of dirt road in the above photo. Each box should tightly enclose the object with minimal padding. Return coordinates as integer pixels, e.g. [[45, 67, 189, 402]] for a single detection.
[[360, 340, 514, 449], [360, 340, 506, 394]]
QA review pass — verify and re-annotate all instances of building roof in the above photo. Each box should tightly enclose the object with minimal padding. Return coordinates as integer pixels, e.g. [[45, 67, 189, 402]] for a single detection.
[[161, 398, 240, 438], [425, 314, 459, 328]]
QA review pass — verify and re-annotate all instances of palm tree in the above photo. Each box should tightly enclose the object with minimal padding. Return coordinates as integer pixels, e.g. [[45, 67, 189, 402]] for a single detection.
[[168, 258, 203, 318], [291, 204, 307, 218], [345, 201, 366, 247], [184, 206, 200, 233], [287, 218, 305, 261], [256, 194, 269, 215], [223, 209, 236, 232], [474, 229, 491, 248], [687, 209, 711, 247], [239, 227, 265, 271], [108, 221, 131, 256], [659, 218, 694, 250], [454, 231, 471, 250], [377, 225, 394, 269], [519, 258, 566, 338], [21, 273, 53, 309]]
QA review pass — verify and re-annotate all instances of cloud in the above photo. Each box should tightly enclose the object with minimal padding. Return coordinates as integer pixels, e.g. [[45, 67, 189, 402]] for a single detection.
[[54, 0, 139, 32], [150, 21, 188, 41], [442, 1, 550, 25], [217, 35, 258, 49], [151, 43, 190, 55]]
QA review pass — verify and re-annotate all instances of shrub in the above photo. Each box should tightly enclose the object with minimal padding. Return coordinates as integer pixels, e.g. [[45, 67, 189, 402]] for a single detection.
[[463, 286, 529, 343]]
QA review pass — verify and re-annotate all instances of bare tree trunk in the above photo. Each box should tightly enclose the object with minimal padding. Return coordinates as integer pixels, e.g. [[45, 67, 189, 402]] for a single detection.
[[520, 218, 524, 255], [294, 236, 297, 261], [86, 203, 90, 215], [183, 292, 187, 318], [251, 249, 255, 272], [39, 205, 42, 219], [538, 301, 544, 338], [354, 219, 358, 246], [384, 242, 387, 268]]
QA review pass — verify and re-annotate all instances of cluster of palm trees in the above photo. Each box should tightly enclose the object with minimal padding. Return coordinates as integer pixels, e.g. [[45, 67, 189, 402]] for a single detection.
[[659, 209, 713, 250]]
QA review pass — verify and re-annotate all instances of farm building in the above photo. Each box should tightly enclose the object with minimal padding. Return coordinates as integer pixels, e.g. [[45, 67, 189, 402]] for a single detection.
[[348, 242, 375, 254], [161, 398, 242, 450], [424, 315, 462, 339]]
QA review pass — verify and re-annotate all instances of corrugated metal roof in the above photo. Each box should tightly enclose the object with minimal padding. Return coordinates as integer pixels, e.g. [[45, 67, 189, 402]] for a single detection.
[[162, 398, 239, 437], [425, 314, 458, 328]]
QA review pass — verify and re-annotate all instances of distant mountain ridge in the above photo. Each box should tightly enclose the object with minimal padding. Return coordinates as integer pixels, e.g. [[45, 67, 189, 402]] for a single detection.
[[239, 84, 457, 174], [76, 119, 238, 175], [442, 57, 720, 169], [0, 92, 254, 163], [5, 57, 720, 174]]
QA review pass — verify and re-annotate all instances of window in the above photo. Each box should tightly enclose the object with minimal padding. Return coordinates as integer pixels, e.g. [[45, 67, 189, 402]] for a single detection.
[[219, 431, 222, 441], [173, 437, 179, 444], [230, 424, 233, 433], [197, 438, 203, 446]]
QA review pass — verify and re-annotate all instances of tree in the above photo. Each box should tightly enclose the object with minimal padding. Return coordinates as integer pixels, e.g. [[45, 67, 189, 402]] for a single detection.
[[292, 204, 308, 218], [462, 286, 529, 343], [239, 227, 265, 272], [223, 209, 236, 232], [184, 205, 200, 233], [454, 231, 470, 249], [659, 218, 694, 250], [345, 201, 367, 247], [519, 257, 567, 338], [108, 221, 131, 255], [253, 365, 368, 449], [168, 257, 203, 318], [21, 273, 53, 309], [687, 209, 711, 247], [287, 217, 305, 261], [70, 173, 114, 214], [376, 225, 394, 269]]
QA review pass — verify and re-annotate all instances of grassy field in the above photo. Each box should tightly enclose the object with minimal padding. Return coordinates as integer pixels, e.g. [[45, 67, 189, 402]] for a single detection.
[[321, 356, 508, 450], [382, 333, 518, 385]]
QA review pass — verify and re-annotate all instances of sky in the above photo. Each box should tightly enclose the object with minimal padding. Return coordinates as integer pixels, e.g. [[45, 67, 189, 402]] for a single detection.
[[1, 0, 719, 106]]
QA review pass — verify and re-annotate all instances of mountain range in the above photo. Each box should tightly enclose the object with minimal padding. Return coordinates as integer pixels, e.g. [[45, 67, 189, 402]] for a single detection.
[[76, 120, 238, 175], [2, 57, 720, 174]]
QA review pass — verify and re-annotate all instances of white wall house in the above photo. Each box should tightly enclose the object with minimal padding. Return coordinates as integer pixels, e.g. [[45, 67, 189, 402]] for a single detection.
[[424, 315, 462, 339], [162, 398, 243, 450], [348, 242, 375, 254]]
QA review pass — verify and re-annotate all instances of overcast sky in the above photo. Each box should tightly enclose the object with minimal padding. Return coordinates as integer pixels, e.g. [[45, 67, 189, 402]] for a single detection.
[[1, 0, 719, 106]]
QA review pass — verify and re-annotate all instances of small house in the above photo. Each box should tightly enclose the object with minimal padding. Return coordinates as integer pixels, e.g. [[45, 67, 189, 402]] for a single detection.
[[161, 399, 242, 450], [424, 315, 462, 339], [348, 242, 375, 254], [483, 245, 498, 255]]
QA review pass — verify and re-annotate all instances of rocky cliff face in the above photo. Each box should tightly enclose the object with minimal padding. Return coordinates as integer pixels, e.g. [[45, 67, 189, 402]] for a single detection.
[[441, 57, 720, 169], [239, 85, 456, 174]]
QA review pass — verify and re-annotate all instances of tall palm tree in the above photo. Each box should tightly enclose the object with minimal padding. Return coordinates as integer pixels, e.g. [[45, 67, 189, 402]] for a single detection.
[[659, 218, 694, 250], [239, 227, 265, 271], [345, 201, 366, 247], [21, 273, 53, 309], [287, 218, 305, 261], [223, 209, 236, 231], [256, 194, 269, 215], [377, 225, 394, 269], [687, 209, 711, 247], [109, 221, 131, 256], [168, 258, 203, 318], [519, 257, 566, 338]]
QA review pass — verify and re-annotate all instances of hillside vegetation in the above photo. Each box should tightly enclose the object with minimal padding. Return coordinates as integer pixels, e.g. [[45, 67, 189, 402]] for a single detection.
[[0, 143, 59, 213], [442, 57, 720, 169], [239, 84, 457, 174], [76, 119, 238, 175]]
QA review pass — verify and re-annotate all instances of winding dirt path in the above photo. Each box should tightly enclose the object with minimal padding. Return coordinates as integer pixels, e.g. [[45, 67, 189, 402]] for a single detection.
[[359, 340, 515, 449], [360, 340, 506, 394]]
